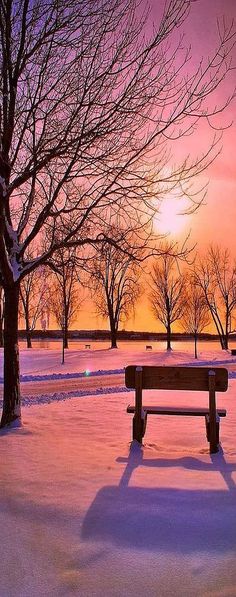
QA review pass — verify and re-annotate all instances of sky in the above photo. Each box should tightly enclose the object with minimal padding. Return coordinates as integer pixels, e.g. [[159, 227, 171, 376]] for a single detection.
[[71, 1, 236, 333], [149, 0, 236, 253]]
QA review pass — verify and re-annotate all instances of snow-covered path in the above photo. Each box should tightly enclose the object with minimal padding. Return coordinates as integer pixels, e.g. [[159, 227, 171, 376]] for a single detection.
[[0, 371, 125, 402], [1, 344, 236, 407]]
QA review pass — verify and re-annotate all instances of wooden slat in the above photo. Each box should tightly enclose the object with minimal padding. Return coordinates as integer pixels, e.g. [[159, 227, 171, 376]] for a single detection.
[[127, 405, 227, 417], [125, 366, 228, 392]]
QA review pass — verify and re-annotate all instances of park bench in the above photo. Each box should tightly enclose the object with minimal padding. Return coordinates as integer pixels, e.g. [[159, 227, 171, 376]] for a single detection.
[[125, 365, 228, 453]]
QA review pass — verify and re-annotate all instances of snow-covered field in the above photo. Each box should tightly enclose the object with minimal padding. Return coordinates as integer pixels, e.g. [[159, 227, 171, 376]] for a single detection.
[[1, 344, 236, 596]]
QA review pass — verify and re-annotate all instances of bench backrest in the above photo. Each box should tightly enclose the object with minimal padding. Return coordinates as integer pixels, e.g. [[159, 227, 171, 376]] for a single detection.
[[125, 365, 228, 392]]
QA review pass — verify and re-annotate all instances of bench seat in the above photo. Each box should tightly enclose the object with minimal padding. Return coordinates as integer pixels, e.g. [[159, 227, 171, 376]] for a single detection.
[[127, 405, 227, 417]]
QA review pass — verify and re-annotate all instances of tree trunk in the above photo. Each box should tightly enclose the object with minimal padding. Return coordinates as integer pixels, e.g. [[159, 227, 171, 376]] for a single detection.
[[225, 305, 229, 351], [0, 287, 3, 346], [109, 317, 117, 348], [0, 315, 3, 347], [223, 306, 229, 350], [64, 318, 69, 349], [25, 314, 32, 348], [207, 305, 226, 350], [0, 284, 21, 428], [166, 318, 171, 350], [222, 334, 228, 350], [218, 333, 225, 350], [194, 331, 198, 359]]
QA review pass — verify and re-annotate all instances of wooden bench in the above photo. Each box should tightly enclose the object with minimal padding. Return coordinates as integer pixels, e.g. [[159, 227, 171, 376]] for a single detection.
[[125, 365, 228, 453], [146, 345, 152, 350], [85, 344, 91, 349]]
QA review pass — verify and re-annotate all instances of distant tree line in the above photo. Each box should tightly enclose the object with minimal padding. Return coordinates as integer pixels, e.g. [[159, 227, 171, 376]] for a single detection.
[[149, 244, 236, 356], [1, 242, 235, 358]]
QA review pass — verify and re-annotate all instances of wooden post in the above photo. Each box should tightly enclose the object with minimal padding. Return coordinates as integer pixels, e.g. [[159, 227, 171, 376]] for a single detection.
[[208, 370, 218, 453], [133, 366, 143, 443]]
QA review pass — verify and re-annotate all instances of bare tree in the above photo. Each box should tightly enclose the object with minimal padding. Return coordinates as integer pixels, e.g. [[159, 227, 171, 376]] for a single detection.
[[19, 266, 49, 348], [88, 241, 142, 348], [181, 274, 210, 358], [149, 251, 186, 350], [0, 0, 235, 426], [0, 285, 4, 347], [195, 247, 236, 350], [49, 248, 81, 350]]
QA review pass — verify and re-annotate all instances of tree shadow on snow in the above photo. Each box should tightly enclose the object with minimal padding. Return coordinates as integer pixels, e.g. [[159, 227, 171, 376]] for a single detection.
[[81, 442, 236, 553]]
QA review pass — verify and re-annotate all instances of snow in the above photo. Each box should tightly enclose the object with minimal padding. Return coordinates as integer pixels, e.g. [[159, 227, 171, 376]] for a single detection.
[[0, 343, 236, 596]]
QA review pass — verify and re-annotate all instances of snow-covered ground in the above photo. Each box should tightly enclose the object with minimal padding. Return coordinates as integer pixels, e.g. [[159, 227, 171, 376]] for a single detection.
[[1, 345, 236, 596]]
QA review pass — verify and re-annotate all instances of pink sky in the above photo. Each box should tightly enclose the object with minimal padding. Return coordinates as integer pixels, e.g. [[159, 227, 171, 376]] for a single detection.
[[149, 0, 236, 253], [146, 0, 236, 276], [55, 1, 236, 333]]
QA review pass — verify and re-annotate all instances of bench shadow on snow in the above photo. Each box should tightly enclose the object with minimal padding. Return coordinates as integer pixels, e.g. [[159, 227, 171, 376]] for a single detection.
[[82, 442, 236, 553]]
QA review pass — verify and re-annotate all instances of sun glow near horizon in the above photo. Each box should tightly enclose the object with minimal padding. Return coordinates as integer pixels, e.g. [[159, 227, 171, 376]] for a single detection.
[[154, 195, 191, 237]]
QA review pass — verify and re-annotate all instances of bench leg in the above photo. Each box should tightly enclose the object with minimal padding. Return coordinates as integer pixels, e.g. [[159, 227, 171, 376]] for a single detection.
[[205, 414, 220, 453], [132, 412, 147, 443]]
